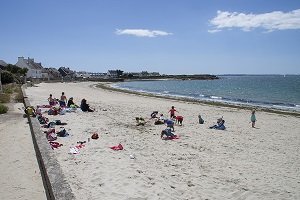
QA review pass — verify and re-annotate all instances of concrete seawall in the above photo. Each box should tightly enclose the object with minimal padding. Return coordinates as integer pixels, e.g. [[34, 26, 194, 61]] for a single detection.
[[22, 85, 75, 200]]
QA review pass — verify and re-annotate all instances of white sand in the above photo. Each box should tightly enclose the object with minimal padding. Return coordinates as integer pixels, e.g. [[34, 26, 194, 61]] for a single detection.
[[0, 103, 46, 200], [25, 82, 300, 200]]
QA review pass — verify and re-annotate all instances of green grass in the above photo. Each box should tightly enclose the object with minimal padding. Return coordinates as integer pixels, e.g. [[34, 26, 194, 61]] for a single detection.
[[0, 83, 23, 103], [0, 103, 8, 114], [0, 93, 10, 103]]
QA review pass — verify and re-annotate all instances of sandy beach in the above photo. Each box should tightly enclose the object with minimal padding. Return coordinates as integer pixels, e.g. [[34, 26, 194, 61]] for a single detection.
[[24, 81, 300, 200]]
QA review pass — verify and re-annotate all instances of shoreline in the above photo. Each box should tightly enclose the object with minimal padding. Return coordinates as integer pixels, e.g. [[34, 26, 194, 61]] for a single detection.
[[24, 81, 300, 199], [97, 82, 300, 117]]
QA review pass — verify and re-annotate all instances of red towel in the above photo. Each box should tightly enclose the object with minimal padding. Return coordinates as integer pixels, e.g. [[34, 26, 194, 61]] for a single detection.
[[110, 143, 123, 150], [162, 135, 180, 140], [49, 141, 63, 149]]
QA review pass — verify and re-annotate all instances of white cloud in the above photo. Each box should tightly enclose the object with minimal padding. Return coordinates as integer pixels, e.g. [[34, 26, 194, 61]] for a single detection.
[[208, 9, 300, 33], [115, 29, 173, 37]]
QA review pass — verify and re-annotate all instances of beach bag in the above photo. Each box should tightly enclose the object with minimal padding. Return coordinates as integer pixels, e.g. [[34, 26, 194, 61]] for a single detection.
[[91, 133, 99, 139], [56, 129, 69, 137]]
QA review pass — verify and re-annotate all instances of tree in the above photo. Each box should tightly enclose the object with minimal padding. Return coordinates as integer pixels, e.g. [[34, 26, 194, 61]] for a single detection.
[[116, 69, 124, 77], [1, 71, 14, 84]]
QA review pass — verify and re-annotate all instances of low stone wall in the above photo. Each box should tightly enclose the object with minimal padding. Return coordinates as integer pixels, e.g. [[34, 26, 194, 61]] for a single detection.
[[22, 85, 75, 200]]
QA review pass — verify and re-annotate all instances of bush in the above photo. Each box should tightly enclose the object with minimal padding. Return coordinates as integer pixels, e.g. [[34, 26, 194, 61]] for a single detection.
[[1, 71, 14, 84], [0, 93, 10, 103], [0, 104, 8, 114]]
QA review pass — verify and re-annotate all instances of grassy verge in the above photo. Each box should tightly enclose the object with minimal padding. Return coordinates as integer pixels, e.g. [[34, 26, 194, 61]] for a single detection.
[[96, 82, 300, 117], [0, 83, 24, 114]]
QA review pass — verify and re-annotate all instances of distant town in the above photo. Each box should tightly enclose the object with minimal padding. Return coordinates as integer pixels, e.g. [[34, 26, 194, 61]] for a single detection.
[[0, 57, 218, 82]]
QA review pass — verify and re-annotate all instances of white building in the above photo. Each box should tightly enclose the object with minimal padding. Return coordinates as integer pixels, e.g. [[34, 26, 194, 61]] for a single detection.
[[15, 57, 44, 78]]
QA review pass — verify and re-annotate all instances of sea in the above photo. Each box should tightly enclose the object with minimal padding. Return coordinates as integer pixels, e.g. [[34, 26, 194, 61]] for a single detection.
[[112, 75, 300, 112]]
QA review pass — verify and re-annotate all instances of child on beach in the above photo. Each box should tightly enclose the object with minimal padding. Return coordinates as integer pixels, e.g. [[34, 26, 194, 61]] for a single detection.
[[209, 117, 226, 130], [198, 114, 204, 124], [175, 115, 183, 126], [251, 110, 256, 128], [164, 119, 175, 132], [168, 106, 178, 119]]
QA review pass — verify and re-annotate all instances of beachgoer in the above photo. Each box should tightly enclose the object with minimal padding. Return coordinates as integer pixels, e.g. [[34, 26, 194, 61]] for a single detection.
[[59, 92, 67, 107], [164, 119, 175, 131], [154, 114, 165, 125], [175, 115, 183, 126], [159, 114, 165, 121], [161, 128, 176, 139], [48, 94, 55, 106], [251, 110, 256, 128], [150, 111, 159, 119], [136, 117, 145, 126], [67, 97, 78, 108], [209, 117, 226, 130], [168, 106, 178, 119], [80, 99, 94, 112], [198, 114, 204, 124]]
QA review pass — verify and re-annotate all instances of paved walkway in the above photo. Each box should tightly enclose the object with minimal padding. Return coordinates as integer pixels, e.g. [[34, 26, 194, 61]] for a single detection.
[[0, 103, 46, 200]]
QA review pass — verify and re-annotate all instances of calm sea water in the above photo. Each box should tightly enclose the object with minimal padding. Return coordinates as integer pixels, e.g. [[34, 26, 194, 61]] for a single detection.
[[112, 75, 300, 111]]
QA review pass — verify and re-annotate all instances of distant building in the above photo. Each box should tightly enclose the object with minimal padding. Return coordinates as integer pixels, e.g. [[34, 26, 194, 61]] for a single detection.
[[15, 57, 44, 78], [58, 67, 76, 79], [107, 70, 119, 78], [44, 68, 62, 80]]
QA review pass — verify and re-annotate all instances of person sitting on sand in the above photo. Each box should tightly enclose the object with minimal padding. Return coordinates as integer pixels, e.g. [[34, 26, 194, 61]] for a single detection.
[[48, 94, 56, 106], [161, 127, 176, 139], [67, 97, 79, 108], [164, 119, 175, 132], [209, 117, 226, 130], [154, 114, 165, 125], [80, 99, 94, 112], [198, 114, 204, 124]]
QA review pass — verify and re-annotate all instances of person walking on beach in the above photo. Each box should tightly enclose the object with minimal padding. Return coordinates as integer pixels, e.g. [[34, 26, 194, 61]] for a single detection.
[[251, 110, 256, 128], [168, 106, 178, 119]]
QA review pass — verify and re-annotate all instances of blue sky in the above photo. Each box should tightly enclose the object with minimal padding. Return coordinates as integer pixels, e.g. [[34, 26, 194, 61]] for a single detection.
[[1, 0, 300, 75]]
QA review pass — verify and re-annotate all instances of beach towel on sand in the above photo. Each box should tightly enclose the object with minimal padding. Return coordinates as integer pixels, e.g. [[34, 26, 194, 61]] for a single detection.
[[162, 135, 180, 140], [49, 141, 63, 149], [110, 144, 123, 150]]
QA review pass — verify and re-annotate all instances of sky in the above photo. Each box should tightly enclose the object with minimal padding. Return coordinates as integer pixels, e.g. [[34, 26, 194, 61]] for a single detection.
[[1, 0, 300, 75]]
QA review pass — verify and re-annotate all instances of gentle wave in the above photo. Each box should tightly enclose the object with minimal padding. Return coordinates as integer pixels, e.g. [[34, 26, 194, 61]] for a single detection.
[[110, 84, 300, 112]]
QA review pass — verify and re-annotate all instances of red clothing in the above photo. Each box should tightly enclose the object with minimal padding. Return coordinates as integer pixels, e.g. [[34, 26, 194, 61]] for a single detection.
[[176, 116, 183, 121], [169, 108, 176, 115]]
